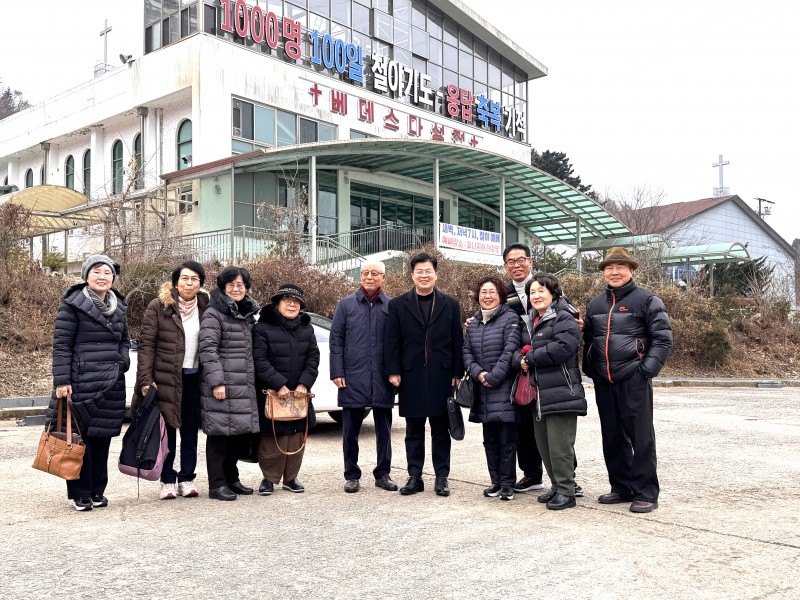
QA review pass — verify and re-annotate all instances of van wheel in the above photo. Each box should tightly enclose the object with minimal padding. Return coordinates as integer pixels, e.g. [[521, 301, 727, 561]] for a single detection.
[[329, 411, 343, 424]]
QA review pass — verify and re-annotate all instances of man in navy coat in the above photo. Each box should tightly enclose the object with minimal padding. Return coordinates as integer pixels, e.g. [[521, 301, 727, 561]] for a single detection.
[[330, 261, 397, 494], [384, 252, 464, 496]]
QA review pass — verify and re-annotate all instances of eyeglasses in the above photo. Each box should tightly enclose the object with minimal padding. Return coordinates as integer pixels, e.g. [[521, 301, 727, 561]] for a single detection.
[[479, 290, 498, 297], [361, 270, 384, 277], [412, 269, 436, 276], [225, 282, 246, 290], [280, 297, 300, 305], [504, 257, 529, 267]]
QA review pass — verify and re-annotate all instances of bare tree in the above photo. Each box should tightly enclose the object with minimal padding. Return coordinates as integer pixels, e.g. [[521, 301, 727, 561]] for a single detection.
[[255, 164, 310, 260]]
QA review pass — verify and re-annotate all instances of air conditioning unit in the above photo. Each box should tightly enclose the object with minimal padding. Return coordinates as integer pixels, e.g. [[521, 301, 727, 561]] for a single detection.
[[232, 127, 242, 137]]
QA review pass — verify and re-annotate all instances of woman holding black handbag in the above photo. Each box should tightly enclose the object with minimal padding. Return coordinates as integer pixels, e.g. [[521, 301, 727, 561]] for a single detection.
[[46, 255, 129, 511], [462, 276, 522, 501]]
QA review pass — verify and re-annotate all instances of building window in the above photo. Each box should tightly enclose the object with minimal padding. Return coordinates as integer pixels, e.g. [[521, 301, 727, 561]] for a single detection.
[[133, 133, 144, 189], [177, 120, 193, 170], [65, 156, 75, 190], [232, 98, 337, 149], [83, 150, 91, 196], [112, 139, 124, 194], [40, 165, 45, 185], [25, 169, 33, 188], [145, 0, 197, 54]]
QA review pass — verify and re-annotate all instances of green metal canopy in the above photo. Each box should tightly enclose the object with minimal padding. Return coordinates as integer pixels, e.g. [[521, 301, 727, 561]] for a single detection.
[[164, 139, 630, 245], [659, 243, 751, 266]]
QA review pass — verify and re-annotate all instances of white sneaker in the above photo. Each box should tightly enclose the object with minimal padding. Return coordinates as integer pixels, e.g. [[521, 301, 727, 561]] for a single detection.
[[178, 481, 198, 497], [159, 483, 177, 500]]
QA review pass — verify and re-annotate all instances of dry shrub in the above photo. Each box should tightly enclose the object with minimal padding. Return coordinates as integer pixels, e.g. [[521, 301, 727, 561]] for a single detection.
[[0, 262, 66, 350]]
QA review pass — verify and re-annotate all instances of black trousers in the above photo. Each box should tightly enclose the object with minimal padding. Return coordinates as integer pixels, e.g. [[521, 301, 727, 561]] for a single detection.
[[595, 371, 659, 503], [342, 406, 393, 481], [161, 371, 200, 484], [483, 422, 517, 487], [516, 408, 544, 482], [404, 414, 450, 478], [206, 434, 246, 490], [66, 436, 112, 499]]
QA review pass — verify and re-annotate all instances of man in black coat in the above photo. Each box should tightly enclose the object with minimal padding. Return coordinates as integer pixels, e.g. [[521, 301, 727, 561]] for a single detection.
[[385, 252, 464, 496], [583, 247, 673, 513]]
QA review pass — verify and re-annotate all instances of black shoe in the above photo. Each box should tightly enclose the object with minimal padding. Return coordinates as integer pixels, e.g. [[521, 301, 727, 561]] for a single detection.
[[546, 493, 576, 510], [574, 483, 584, 498], [598, 491, 634, 504], [375, 474, 398, 491], [72, 497, 93, 511], [258, 479, 274, 496], [209, 486, 237, 501], [537, 487, 558, 503], [434, 476, 450, 497], [399, 476, 424, 495], [228, 480, 254, 495], [630, 500, 658, 513], [283, 479, 305, 493], [500, 486, 514, 501], [344, 479, 360, 493], [513, 476, 545, 492], [483, 483, 501, 497], [90, 494, 108, 508]]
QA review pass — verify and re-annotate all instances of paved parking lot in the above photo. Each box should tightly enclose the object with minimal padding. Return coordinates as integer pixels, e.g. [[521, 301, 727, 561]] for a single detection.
[[1, 385, 798, 599]]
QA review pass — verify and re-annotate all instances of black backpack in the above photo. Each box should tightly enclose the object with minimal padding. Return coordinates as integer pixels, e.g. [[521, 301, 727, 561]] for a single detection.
[[118, 387, 168, 484]]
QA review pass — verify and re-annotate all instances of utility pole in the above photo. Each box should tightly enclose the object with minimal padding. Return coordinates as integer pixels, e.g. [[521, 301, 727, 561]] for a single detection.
[[754, 197, 774, 219]]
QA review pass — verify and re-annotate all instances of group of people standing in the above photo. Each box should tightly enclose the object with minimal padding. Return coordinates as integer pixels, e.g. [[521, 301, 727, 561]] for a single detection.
[[46, 243, 672, 516]]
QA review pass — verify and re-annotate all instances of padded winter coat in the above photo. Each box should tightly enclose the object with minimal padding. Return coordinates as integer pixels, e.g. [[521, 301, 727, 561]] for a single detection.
[[521, 299, 587, 419], [46, 283, 130, 438], [135, 282, 209, 428], [198, 288, 260, 437], [462, 304, 522, 424], [582, 278, 673, 383], [253, 305, 320, 436], [329, 289, 394, 409]]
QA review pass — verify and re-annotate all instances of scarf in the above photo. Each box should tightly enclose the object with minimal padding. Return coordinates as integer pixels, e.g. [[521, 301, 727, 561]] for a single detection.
[[480, 306, 499, 323], [178, 295, 198, 319], [83, 286, 117, 318], [360, 285, 382, 303]]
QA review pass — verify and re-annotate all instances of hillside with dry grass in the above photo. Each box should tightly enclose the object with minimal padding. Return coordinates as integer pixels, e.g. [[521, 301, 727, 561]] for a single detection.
[[1, 253, 798, 398]]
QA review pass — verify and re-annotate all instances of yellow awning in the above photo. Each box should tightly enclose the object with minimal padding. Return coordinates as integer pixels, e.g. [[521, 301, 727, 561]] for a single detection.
[[1, 185, 107, 236]]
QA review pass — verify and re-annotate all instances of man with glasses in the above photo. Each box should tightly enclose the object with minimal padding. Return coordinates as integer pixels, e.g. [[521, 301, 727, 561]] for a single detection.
[[330, 261, 398, 494], [502, 243, 584, 497], [385, 252, 464, 497]]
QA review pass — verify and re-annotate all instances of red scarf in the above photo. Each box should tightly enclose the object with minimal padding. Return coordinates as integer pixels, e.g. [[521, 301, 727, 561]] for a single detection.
[[361, 286, 382, 303]]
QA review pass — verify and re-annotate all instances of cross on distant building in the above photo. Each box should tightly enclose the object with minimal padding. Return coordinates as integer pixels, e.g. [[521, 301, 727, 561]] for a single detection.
[[712, 154, 729, 190], [99, 19, 113, 66]]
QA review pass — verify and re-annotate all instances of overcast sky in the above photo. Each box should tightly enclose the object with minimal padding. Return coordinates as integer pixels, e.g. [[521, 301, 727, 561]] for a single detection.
[[2, 0, 798, 243]]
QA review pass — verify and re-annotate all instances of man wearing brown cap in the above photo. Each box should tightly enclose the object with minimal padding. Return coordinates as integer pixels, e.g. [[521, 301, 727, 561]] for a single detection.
[[582, 247, 672, 513]]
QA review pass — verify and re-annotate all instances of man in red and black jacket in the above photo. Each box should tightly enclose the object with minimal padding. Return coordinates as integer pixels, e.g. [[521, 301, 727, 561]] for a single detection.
[[583, 247, 673, 513]]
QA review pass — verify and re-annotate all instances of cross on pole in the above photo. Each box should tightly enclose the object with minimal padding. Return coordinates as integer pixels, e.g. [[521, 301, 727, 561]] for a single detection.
[[712, 154, 729, 189], [99, 19, 112, 66]]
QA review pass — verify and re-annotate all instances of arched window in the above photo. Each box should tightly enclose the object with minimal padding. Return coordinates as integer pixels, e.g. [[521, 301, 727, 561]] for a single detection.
[[177, 119, 192, 170], [25, 168, 33, 188], [133, 133, 143, 189], [112, 140, 124, 194], [83, 149, 91, 196], [65, 155, 75, 190], [3, 176, 7, 186]]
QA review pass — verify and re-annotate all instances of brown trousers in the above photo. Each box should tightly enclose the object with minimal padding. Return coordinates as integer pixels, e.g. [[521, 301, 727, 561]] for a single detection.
[[258, 432, 305, 484]]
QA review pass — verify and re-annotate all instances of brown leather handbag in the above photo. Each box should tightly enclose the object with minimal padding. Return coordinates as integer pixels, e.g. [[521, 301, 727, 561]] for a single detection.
[[263, 390, 313, 456], [32, 392, 86, 480]]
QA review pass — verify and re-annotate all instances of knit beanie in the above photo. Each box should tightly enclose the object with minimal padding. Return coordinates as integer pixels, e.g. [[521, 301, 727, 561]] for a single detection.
[[81, 254, 119, 282]]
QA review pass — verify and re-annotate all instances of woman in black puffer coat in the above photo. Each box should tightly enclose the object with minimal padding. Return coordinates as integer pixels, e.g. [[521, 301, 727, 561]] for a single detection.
[[253, 284, 320, 496], [46, 255, 129, 512], [199, 266, 260, 502], [463, 276, 522, 501], [518, 272, 586, 511]]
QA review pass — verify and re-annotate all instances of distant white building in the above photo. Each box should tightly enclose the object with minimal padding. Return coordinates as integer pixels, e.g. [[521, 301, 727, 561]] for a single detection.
[[0, 0, 627, 271], [620, 195, 798, 302]]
